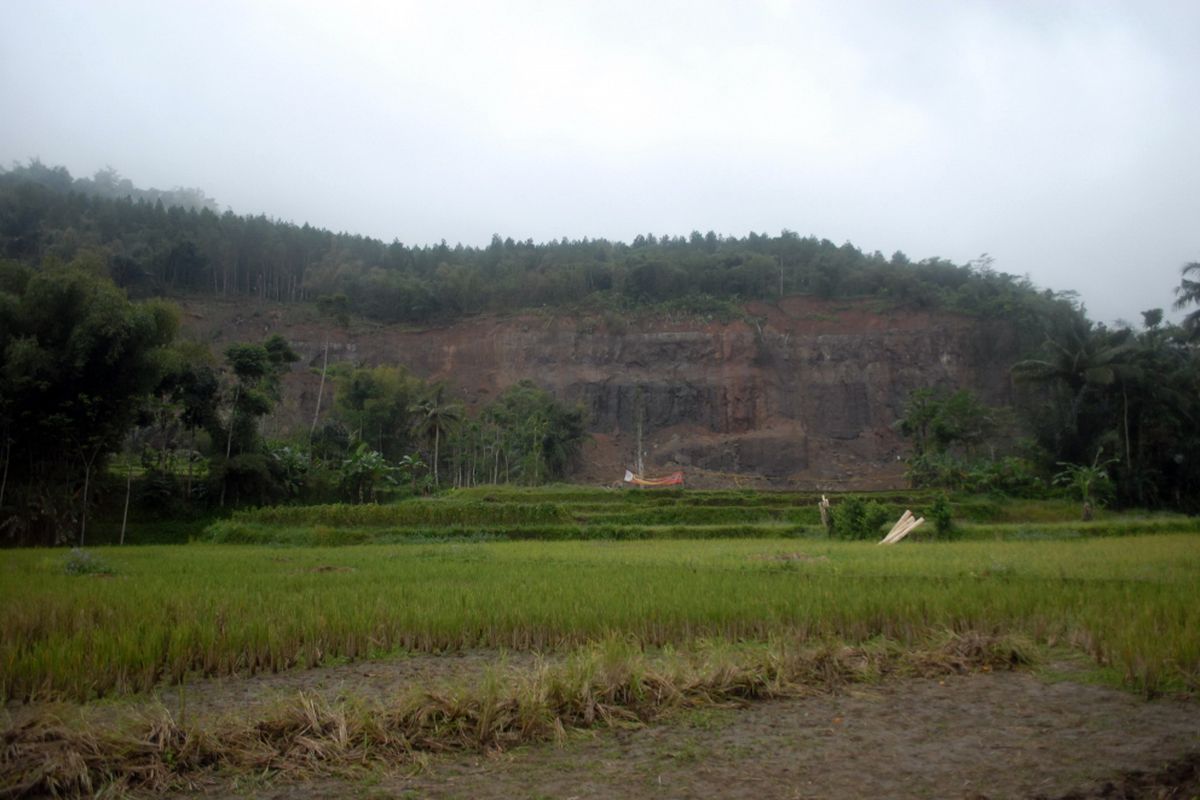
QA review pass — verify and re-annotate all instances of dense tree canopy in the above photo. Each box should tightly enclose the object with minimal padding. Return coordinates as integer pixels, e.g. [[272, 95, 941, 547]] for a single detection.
[[0, 162, 1078, 353], [0, 257, 179, 543]]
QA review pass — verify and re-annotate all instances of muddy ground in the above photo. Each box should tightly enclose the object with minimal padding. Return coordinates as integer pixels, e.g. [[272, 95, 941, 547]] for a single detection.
[[117, 654, 1200, 800]]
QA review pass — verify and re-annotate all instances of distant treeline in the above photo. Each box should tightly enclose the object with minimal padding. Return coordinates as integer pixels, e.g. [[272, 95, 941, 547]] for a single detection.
[[0, 161, 1078, 337]]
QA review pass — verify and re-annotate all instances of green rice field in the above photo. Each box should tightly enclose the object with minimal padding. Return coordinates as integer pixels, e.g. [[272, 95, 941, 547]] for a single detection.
[[3, 487, 1198, 703]]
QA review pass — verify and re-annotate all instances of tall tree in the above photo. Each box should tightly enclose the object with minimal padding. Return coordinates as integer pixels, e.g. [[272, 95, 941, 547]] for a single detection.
[[0, 258, 177, 544], [1011, 319, 1137, 464], [214, 334, 297, 506], [410, 385, 463, 487]]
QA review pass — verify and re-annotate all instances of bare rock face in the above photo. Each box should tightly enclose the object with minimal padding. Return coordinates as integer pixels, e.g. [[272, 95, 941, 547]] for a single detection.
[[188, 296, 1019, 490]]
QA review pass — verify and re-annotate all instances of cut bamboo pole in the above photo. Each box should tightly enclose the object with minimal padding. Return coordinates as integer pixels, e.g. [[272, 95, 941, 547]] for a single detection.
[[880, 513, 924, 545], [883, 510, 913, 541]]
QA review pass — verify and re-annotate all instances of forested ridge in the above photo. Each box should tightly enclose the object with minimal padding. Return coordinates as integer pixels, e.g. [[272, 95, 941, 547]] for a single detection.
[[1, 160, 1074, 334], [1, 160, 1198, 546]]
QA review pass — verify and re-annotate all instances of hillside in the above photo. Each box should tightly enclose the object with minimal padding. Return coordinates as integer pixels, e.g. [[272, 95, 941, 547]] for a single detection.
[[7, 163, 1196, 504], [181, 294, 1019, 489]]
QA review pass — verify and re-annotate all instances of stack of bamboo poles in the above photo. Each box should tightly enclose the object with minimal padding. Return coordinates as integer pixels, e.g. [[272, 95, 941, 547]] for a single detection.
[[879, 510, 924, 545]]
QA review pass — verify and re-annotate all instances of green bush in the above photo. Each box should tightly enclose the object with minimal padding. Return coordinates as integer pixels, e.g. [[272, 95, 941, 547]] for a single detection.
[[829, 497, 862, 540], [928, 493, 958, 540], [906, 453, 1046, 497], [829, 499, 892, 541]]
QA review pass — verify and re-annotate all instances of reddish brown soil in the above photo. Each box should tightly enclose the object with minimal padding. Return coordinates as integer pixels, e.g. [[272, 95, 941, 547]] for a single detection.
[[136, 658, 1198, 800]]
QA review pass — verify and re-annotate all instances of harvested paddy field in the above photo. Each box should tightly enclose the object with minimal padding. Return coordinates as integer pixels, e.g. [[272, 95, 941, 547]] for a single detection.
[[8, 652, 1197, 799], [157, 663, 1200, 800]]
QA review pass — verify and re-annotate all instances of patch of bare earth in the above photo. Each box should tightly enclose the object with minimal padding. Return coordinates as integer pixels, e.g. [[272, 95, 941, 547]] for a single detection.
[[156, 665, 1198, 800]]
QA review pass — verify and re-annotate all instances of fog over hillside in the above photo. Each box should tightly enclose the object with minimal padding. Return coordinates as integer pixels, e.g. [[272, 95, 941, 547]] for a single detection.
[[1, 0, 1198, 323]]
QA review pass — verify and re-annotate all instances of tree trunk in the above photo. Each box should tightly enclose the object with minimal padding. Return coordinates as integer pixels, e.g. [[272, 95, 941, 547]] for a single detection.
[[310, 339, 329, 440], [120, 465, 132, 545], [433, 425, 440, 486], [186, 427, 195, 506], [220, 384, 240, 508], [634, 386, 645, 475], [1122, 385, 1132, 471], [80, 461, 91, 546], [0, 440, 9, 509]]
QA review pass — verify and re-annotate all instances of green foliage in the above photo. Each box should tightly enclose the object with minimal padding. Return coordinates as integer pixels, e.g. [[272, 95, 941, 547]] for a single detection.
[[211, 453, 277, 507], [268, 444, 309, 499], [229, 499, 573, 528], [1053, 452, 1117, 507], [827, 499, 864, 541], [395, 454, 432, 495], [409, 384, 463, 487], [896, 388, 1042, 499], [897, 388, 1006, 458], [927, 493, 956, 540], [332, 365, 422, 461], [906, 453, 1046, 497], [316, 292, 350, 327], [0, 259, 178, 544], [1173, 261, 1200, 338], [0, 163, 1080, 330], [338, 443, 397, 503], [480, 380, 588, 485], [1014, 312, 1200, 512], [210, 335, 298, 507], [828, 497, 889, 540]]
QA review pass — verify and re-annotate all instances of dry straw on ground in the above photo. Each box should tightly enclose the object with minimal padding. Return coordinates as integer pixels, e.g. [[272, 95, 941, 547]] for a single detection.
[[1, 633, 1029, 798]]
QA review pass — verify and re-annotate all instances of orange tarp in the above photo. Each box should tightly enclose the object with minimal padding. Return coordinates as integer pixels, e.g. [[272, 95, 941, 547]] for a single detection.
[[623, 470, 684, 487]]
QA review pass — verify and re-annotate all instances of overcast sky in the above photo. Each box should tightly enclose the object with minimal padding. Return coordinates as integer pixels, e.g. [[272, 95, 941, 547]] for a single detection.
[[2, 0, 1197, 323]]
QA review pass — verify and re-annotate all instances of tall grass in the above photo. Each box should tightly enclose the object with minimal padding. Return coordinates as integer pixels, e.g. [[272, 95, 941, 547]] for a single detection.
[[2, 536, 1196, 702]]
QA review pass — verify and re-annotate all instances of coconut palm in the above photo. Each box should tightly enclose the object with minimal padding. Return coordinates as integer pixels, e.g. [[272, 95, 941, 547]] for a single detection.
[[409, 385, 463, 487], [1012, 319, 1137, 463], [1173, 261, 1200, 338]]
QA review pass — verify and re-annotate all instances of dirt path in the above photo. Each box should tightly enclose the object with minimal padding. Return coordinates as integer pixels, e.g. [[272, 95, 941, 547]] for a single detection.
[[162, 667, 1198, 800]]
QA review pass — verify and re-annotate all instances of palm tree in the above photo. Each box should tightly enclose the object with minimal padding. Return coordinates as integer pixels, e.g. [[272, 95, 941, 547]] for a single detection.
[[1173, 261, 1200, 338], [409, 385, 463, 487], [1012, 319, 1137, 462]]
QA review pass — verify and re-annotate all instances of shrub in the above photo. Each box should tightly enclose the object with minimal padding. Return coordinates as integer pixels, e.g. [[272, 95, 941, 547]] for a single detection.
[[829, 498, 889, 540], [928, 493, 957, 540]]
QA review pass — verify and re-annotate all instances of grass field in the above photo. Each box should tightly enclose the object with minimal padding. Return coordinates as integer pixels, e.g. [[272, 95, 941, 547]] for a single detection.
[[3, 529, 1198, 702], [4, 488, 1199, 797]]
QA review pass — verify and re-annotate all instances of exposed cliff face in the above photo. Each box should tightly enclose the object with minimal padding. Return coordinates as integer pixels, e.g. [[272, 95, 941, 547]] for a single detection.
[[182, 296, 1020, 489]]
